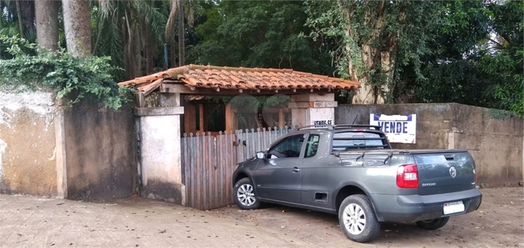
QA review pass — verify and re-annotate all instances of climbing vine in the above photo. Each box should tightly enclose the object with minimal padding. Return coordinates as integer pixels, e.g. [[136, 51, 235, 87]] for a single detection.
[[0, 36, 133, 109]]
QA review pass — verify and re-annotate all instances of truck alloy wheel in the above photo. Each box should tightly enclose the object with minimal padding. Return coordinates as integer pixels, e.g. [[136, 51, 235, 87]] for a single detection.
[[233, 178, 261, 210], [338, 194, 381, 243]]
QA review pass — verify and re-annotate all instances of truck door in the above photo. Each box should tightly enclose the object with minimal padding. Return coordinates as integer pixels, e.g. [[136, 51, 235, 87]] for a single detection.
[[252, 134, 305, 203]]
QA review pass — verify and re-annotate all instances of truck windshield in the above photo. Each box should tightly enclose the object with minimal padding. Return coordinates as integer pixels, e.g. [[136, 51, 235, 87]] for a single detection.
[[332, 131, 388, 151]]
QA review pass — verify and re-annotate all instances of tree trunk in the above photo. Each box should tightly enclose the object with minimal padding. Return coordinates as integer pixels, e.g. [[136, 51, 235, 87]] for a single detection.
[[20, 1, 35, 34], [15, 0, 23, 37], [144, 21, 155, 74], [35, 0, 58, 51], [165, 0, 179, 67], [349, 2, 390, 104], [123, 10, 142, 79], [178, 0, 185, 66], [62, 0, 91, 57]]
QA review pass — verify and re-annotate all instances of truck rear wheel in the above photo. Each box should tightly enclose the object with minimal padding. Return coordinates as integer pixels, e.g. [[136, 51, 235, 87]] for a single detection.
[[416, 217, 449, 230], [338, 194, 381, 243]]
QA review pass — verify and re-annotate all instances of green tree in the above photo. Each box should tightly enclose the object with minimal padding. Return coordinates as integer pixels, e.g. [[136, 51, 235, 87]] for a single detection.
[[481, 0, 523, 115], [189, 0, 334, 75], [395, 1, 492, 105], [93, 0, 169, 80], [35, 0, 59, 51], [1, 0, 36, 58], [62, 0, 91, 57], [307, 1, 445, 104], [306, 0, 522, 115], [395, 1, 522, 116]]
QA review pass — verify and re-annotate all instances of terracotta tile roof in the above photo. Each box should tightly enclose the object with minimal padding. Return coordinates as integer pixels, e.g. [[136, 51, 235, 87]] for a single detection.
[[118, 64, 359, 93]]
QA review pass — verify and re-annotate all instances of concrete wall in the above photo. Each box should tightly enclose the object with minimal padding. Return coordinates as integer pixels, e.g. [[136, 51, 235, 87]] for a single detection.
[[336, 103, 524, 187], [0, 89, 57, 196], [136, 107, 185, 204], [452, 104, 523, 187], [62, 100, 137, 199]]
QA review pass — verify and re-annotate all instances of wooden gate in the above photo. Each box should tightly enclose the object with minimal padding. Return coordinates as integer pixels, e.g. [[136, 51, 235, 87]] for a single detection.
[[181, 127, 290, 210]]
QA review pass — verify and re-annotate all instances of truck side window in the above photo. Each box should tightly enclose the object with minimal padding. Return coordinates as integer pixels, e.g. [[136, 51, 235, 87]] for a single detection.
[[305, 134, 320, 158], [268, 134, 305, 158], [332, 131, 388, 151]]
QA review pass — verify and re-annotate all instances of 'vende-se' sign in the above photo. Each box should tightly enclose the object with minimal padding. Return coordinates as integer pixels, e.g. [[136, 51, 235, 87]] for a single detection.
[[369, 114, 417, 144]]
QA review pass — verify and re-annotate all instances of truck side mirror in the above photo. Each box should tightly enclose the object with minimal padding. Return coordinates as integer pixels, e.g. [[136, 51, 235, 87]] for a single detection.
[[256, 151, 266, 159]]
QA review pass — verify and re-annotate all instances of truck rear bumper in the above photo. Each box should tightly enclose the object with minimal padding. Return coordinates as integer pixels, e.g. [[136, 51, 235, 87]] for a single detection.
[[373, 188, 482, 223]]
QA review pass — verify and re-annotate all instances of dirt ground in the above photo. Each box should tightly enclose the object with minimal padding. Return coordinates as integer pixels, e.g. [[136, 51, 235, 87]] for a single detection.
[[0, 187, 522, 248]]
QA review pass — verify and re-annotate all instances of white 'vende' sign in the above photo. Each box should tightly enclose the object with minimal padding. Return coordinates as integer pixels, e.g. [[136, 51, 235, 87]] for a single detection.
[[369, 114, 417, 144]]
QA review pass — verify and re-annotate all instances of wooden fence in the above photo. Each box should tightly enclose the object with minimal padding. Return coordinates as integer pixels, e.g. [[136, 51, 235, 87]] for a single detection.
[[181, 127, 291, 210]]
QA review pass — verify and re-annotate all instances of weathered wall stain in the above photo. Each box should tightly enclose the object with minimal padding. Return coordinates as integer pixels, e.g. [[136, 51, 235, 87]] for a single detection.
[[0, 89, 57, 195], [336, 103, 524, 187], [63, 100, 137, 200], [0, 139, 6, 184], [140, 179, 184, 204]]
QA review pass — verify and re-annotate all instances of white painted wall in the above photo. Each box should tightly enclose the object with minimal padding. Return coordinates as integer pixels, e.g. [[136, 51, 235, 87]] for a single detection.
[[140, 115, 182, 185], [0, 90, 55, 130]]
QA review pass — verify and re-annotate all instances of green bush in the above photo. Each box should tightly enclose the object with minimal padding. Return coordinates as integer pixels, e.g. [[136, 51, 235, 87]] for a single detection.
[[0, 36, 133, 109]]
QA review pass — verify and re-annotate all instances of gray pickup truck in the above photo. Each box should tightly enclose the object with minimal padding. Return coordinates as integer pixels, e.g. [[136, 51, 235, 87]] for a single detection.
[[232, 125, 482, 243]]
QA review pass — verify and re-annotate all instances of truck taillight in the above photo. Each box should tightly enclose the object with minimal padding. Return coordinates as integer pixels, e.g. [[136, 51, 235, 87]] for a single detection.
[[397, 164, 419, 188]]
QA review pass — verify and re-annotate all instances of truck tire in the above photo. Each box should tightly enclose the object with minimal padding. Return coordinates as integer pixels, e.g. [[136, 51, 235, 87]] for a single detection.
[[416, 217, 449, 230], [233, 178, 261, 210], [338, 194, 381, 243]]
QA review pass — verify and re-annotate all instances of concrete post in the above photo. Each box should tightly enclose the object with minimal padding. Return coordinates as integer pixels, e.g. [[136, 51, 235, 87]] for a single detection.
[[289, 93, 337, 127], [54, 105, 67, 199], [135, 100, 185, 204]]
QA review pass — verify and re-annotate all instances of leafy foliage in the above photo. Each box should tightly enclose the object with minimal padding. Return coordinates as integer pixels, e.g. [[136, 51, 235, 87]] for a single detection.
[[0, 36, 132, 109], [1, 0, 521, 116], [306, 0, 522, 115], [189, 1, 335, 75], [481, 1, 523, 116], [92, 0, 170, 80], [396, 1, 523, 116]]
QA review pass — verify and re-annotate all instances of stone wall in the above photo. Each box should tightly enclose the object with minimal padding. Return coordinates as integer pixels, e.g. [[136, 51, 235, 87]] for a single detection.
[[336, 103, 524, 187], [0, 89, 57, 196]]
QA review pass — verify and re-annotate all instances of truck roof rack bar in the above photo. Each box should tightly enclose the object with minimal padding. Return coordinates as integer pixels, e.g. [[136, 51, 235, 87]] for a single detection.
[[296, 124, 382, 131], [296, 125, 334, 130], [333, 124, 382, 130]]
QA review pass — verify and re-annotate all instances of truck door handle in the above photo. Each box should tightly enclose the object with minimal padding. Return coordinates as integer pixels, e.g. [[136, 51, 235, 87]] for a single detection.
[[292, 167, 300, 172]]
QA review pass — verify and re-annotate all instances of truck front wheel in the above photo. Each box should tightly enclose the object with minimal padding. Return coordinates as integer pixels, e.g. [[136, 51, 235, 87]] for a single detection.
[[233, 178, 261, 210], [338, 194, 381, 243]]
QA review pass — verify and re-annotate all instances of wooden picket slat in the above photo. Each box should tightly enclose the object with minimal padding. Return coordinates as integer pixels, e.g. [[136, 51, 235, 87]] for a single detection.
[[181, 127, 290, 210]]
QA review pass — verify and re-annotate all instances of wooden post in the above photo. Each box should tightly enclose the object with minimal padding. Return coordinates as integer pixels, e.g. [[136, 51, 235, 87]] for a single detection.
[[184, 104, 196, 134], [199, 104, 205, 133], [225, 103, 237, 132], [278, 108, 285, 128]]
